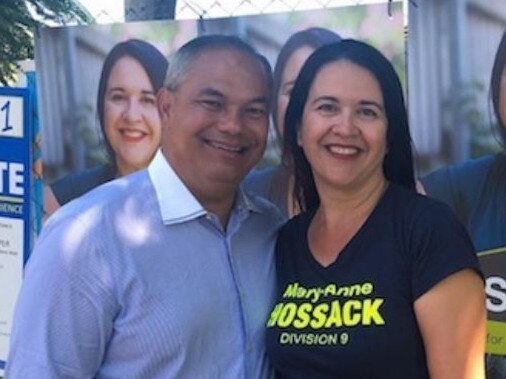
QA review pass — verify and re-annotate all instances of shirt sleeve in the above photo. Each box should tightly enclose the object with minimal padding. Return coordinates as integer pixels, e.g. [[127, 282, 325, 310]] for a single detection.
[[421, 158, 494, 226], [5, 213, 118, 378], [410, 201, 482, 300]]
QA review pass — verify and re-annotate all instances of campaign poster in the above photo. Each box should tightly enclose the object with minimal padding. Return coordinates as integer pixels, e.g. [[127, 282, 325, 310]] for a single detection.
[[0, 87, 32, 371], [408, 0, 506, 355], [34, 2, 404, 211]]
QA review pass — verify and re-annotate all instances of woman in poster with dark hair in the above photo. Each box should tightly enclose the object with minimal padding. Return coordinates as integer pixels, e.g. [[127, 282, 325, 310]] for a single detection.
[[45, 39, 168, 215], [266, 39, 485, 378], [244, 27, 341, 218], [422, 29, 506, 379]]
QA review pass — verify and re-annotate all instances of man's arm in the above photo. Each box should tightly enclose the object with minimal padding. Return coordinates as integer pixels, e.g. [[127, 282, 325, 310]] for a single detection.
[[5, 216, 117, 378]]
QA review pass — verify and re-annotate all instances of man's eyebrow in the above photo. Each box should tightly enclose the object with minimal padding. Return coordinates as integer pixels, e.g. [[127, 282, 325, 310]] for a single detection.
[[198, 87, 225, 98], [249, 96, 269, 105], [198, 88, 268, 105]]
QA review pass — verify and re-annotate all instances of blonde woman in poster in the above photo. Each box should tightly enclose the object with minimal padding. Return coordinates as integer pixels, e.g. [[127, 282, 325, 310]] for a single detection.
[[244, 27, 341, 218], [421, 29, 506, 379], [45, 39, 168, 215], [265, 39, 486, 378]]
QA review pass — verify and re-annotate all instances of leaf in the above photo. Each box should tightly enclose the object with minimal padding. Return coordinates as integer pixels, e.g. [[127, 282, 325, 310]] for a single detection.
[[0, 0, 94, 85]]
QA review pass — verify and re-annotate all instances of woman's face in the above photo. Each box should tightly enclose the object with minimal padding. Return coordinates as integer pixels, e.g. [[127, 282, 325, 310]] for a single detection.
[[104, 55, 161, 176], [298, 60, 388, 192], [276, 45, 315, 137]]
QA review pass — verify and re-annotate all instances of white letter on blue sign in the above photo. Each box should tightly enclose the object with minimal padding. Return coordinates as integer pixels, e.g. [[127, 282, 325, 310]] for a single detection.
[[0, 161, 24, 196]]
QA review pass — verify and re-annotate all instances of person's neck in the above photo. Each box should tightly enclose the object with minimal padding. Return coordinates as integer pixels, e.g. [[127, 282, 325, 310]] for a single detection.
[[161, 148, 239, 229], [316, 176, 388, 228], [116, 163, 139, 178]]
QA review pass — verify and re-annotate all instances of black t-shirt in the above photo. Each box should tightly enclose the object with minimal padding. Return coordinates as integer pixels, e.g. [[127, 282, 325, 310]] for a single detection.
[[266, 183, 481, 379]]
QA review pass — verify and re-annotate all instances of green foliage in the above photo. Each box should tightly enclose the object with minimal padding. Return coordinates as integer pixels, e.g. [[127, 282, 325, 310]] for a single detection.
[[0, 0, 93, 85], [467, 83, 502, 157], [441, 80, 502, 158], [453, 80, 502, 157]]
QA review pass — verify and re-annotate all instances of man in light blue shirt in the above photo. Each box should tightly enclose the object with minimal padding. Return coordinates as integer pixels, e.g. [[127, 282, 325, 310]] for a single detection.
[[6, 35, 284, 378]]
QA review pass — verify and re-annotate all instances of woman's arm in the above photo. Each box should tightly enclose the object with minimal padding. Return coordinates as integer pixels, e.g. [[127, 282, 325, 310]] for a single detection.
[[414, 269, 486, 379], [43, 184, 60, 220]]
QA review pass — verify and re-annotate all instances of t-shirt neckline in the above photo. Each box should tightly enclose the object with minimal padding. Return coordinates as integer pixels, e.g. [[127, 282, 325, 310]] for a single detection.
[[300, 183, 394, 272]]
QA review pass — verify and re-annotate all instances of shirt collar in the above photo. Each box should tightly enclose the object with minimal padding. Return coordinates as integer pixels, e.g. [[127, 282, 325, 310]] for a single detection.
[[148, 149, 264, 225], [148, 149, 206, 225], [237, 186, 263, 214]]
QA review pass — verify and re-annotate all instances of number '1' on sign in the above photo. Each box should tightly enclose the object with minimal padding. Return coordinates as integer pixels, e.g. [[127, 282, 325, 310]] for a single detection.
[[0, 97, 23, 138], [1, 101, 14, 133]]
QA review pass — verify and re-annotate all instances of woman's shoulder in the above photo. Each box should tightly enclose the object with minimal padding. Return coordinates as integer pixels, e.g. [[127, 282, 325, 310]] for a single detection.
[[51, 164, 116, 205], [422, 154, 500, 193], [243, 164, 289, 215], [386, 182, 458, 224], [243, 165, 285, 195], [386, 184, 477, 260], [420, 154, 504, 222]]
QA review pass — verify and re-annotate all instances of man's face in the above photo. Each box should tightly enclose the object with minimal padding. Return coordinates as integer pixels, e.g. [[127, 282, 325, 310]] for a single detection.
[[158, 48, 270, 198]]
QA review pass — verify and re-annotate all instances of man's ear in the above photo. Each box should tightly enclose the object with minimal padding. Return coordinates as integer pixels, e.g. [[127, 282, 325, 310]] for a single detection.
[[157, 88, 173, 122]]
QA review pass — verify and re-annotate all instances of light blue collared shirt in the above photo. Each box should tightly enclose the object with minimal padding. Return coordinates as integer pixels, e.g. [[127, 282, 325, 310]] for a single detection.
[[6, 150, 284, 378]]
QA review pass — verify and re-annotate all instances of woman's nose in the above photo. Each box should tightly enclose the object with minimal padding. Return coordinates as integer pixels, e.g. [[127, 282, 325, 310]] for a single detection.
[[331, 109, 358, 136], [123, 98, 142, 123]]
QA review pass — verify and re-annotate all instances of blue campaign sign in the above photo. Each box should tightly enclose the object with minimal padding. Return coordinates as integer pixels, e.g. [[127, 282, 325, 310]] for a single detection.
[[0, 87, 32, 370]]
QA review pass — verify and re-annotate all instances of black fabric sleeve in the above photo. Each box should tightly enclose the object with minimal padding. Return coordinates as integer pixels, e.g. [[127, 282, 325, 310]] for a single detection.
[[410, 201, 482, 300]]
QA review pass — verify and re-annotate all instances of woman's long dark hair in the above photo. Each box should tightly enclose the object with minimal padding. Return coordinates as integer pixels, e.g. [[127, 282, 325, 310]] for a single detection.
[[283, 39, 415, 211], [96, 39, 168, 171]]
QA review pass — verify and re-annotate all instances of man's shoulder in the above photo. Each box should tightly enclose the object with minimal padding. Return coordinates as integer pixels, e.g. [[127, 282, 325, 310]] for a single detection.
[[34, 170, 158, 274]]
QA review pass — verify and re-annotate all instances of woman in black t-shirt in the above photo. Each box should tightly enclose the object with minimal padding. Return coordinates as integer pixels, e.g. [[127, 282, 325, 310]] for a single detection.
[[265, 39, 486, 379]]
